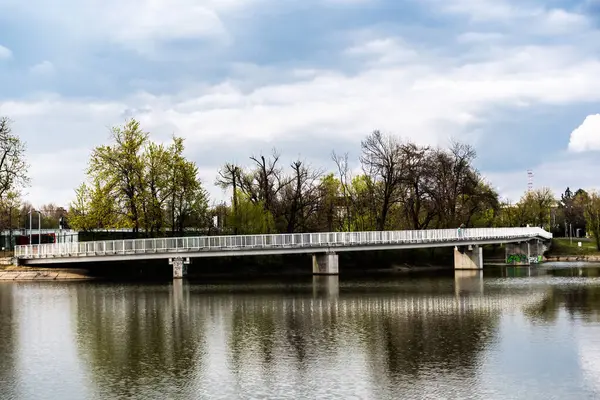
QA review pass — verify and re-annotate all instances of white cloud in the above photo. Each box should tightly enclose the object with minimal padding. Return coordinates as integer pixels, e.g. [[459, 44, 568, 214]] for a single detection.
[[0, 45, 12, 60], [429, 0, 590, 35], [344, 38, 419, 66], [568, 114, 600, 153], [3, 34, 600, 207], [456, 32, 505, 43], [29, 61, 55, 76], [0, 0, 257, 53], [2, 0, 600, 207]]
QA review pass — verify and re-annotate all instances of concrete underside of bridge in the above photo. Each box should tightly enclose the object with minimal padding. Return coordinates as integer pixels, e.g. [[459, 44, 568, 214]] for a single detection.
[[167, 253, 341, 278]]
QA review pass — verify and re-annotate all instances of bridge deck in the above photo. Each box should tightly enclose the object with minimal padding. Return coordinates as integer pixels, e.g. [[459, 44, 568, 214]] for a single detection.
[[15, 227, 552, 265]]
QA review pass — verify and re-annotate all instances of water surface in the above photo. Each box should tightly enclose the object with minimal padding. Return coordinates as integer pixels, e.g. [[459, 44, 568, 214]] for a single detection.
[[2, 264, 600, 399]]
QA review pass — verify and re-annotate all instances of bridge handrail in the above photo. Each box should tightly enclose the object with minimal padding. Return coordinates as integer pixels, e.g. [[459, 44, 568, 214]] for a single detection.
[[14, 227, 551, 260]]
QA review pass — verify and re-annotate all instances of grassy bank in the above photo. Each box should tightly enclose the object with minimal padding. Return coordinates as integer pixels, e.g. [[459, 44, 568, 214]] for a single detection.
[[548, 238, 600, 256]]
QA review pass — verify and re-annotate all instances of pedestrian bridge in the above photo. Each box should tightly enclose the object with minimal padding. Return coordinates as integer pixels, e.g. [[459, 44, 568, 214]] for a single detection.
[[14, 227, 552, 276]]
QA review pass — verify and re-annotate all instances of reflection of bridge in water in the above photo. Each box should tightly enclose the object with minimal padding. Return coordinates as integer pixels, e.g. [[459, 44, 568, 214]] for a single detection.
[[169, 272, 545, 317]]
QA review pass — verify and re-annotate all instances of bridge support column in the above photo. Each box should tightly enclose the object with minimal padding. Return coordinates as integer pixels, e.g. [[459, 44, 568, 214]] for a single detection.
[[169, 257, 190, 279], [506, 241, 543, 265], [312, 253, 339, 275], [454, 245, 483, 270]]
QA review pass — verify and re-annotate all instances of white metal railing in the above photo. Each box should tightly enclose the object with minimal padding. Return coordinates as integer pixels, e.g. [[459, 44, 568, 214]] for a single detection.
[[14, 227, 552, 260]]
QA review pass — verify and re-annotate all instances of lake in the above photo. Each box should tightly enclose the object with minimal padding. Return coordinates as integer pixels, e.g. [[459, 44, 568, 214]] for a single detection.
[[2, 264, 600, 399]]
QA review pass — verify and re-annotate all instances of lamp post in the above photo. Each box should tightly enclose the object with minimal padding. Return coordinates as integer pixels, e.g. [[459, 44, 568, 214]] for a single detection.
[[28, 209, 32, 244], [27, 209, 42, 245], [8, 206, 11, 252]]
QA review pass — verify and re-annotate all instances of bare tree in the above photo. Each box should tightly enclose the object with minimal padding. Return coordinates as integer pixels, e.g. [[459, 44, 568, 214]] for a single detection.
[[281, 160, 323, 232], [360, 130, 405, 231], [241, 149, 288, 215], [0, 117, 29, 203], [427, 141, 478, 228], [400, 143, 436, 230], [332, 151, 366, 230], [216, 163, 243, 233]]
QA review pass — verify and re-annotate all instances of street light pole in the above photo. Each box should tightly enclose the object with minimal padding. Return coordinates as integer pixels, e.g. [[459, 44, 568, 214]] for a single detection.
[[570, 223, 573, 245], [8, 206, 12, 251], [28, 209, 32, 244]]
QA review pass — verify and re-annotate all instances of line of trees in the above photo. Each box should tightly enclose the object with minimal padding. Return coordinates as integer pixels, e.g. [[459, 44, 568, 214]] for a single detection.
[[216, 130, 499, 234], [4, 115, 600, 250]]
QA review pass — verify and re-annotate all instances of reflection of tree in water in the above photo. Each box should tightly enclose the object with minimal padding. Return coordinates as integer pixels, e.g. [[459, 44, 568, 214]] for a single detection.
[[74, 284, 205, 398], [373, 310, 497, 378], [0, 285, 17, 399], [347, 295, 501, 384], [524, 285, 600, 323], [226, 294, 499, 382], [230, 305, 277, 368]]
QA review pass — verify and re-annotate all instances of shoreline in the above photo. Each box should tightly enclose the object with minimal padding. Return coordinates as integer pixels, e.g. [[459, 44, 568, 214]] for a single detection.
[[0, 266, 92, 281], [544, 255, 600, 262]]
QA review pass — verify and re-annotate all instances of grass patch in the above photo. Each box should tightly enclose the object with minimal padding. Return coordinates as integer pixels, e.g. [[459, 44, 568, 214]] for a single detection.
[[549, 238, 600, 255]]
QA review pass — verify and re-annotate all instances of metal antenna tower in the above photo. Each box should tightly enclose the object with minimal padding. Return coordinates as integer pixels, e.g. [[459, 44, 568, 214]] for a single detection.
[[527, 169, 534, 192]]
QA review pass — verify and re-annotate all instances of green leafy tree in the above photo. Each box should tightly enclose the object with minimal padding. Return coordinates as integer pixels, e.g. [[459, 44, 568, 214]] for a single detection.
[[89, 119, 148, 233], [73, 119, 209, 236], [141, 141, 171, 234], [559, 187, 587, 236], [515, 188, 556, 229], [168, 144, 209, 234], [581, 191, 600, 250], [314, 173, 342, 232], [230, 191, 274, 234]]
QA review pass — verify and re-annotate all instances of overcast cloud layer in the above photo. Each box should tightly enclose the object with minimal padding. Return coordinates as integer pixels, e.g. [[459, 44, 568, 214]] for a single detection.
[[1, 0, 599, 207]]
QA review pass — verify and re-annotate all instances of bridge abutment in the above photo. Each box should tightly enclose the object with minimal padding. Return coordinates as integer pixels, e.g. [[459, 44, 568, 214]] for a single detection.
[[169, 257, 190, 279], [506, 240, 544, 265], [312, 253, 339, 275], [454, 245, 483, 270]]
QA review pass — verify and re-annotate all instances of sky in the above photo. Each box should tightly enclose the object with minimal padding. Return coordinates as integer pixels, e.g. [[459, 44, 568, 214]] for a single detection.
[[1, 0, 600, 208]]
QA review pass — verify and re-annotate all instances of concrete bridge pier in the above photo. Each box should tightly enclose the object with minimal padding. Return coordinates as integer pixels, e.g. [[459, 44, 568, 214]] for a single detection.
[[454, 245, 483, 270], [312, 252, 339, 275], [169, 257, 190, 279]]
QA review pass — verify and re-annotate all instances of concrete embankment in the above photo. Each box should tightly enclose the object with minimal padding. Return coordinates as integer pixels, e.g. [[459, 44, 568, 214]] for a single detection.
[[0, 265, 92, 281], [544, 255, 600, 262]]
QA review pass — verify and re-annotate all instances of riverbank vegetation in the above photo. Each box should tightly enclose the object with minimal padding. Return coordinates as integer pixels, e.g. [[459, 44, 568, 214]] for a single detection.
[[548, 238, 600, 256], [2, 116, 600, 252]]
